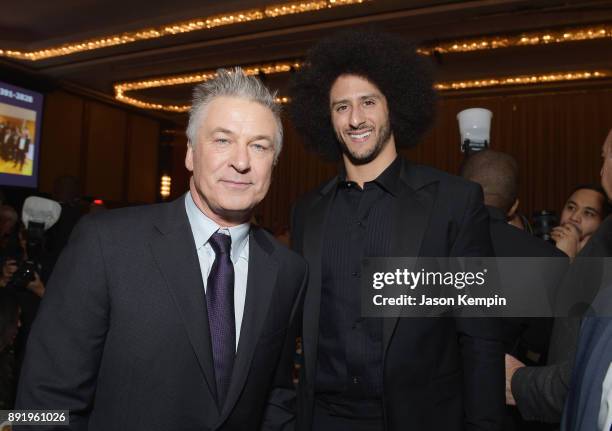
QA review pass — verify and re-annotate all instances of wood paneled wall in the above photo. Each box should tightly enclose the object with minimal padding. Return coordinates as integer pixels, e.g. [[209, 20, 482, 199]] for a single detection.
[[164, 84, 612, 231], [38, 90, 161, 204], [408, 86, 612, 220]]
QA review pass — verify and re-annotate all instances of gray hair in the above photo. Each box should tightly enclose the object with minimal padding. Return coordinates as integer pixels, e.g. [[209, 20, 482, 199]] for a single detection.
[[186, 67, 283, 161]]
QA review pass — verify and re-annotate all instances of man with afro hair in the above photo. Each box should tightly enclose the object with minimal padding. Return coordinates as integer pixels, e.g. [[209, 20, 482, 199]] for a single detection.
[[289, 30, 504, 430]]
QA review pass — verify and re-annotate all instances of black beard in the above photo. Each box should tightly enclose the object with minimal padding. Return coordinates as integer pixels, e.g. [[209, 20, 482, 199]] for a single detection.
[[338, 123, 392, 166]]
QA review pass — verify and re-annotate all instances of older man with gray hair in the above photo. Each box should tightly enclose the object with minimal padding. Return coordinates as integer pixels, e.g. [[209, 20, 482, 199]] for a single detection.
[[16, 68, 306, 431]]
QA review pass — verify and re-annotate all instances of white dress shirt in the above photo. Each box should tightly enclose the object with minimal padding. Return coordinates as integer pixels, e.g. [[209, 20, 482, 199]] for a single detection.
[[599, 362, 612, 431], [185, 192, 249, 351]]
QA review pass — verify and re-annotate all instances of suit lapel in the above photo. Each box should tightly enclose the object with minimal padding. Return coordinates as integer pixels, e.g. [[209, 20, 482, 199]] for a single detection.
[[220, 227, 278, 419], [149, 198, 218, 411], [383, 161, 438, 356], [302, 180, 336, 387]]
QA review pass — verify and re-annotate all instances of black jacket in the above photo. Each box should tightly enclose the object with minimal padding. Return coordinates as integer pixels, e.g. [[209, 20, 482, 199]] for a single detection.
[[292, 158, 505, 431]]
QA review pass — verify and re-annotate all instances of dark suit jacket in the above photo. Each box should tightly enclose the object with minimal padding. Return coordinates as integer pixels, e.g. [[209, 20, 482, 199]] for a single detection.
[[512, 216, 612, 424], [487, 206, 567, 358], [292, 158, 505, 431], [16, 196, 307, 431]]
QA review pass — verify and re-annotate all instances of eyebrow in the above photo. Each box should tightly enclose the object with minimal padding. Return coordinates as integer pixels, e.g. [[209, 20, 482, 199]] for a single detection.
[[330, 93, 381, 107], [211, 128, 272, 143], [249, 135, 273, 143], [210, 127, 235, 136]]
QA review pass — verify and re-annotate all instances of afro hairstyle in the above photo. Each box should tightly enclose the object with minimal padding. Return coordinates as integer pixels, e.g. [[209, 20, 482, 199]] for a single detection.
[[289, 29, 437, 161]]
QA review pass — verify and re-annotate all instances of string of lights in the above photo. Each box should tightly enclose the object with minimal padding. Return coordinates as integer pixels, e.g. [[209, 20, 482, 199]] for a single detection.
[[114, 65, 611, 112], [434, 71, 610, 90], [1, 7, 608, 62], [0, 0, 366, 61], [418, 24, 612, 55], [114, 62, 299, 111]]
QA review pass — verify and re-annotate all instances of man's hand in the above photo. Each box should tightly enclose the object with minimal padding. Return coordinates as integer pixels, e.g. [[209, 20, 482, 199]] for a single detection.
[[26, 272, 45, 298], [505, 354, 525, 406], [551, 223, 582, 259]]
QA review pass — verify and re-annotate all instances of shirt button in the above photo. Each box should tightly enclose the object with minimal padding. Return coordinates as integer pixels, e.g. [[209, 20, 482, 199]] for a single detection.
[[352, 376, 360, 384]]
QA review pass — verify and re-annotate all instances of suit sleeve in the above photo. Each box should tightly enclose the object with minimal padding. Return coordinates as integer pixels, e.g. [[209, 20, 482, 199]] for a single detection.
[[511, 361, 571, 422], [15, 215, 109, 430], [510, 316, 580, 423], [260, 259, 307, 431], [452, 183, 505, 430]]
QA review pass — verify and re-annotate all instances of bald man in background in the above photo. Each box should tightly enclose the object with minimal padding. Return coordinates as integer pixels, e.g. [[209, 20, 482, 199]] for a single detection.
[[462, 150, 568, 431]]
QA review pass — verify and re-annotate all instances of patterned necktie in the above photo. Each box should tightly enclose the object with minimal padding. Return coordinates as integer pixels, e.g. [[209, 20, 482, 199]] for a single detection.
[[206, 231, 235, 406]]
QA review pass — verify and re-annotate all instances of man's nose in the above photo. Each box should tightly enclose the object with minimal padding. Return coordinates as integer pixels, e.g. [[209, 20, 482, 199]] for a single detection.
[[569, 211, 581, 223], [230, 143, 250, 173], [349, 106, 366, 128]]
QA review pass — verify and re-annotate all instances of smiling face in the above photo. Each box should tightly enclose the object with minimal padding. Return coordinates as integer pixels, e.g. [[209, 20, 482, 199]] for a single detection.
[[185, 96, 277, 226], [560, 188, 605, 241], [330, 74, 394, 166]]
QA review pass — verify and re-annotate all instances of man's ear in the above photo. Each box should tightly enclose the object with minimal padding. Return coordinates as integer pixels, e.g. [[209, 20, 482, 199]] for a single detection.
[[507, 198, 520, 218], [185, 143, 194, 172]]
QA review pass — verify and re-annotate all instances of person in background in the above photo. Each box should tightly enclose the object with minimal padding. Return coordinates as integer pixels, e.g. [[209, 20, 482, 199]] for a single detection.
[[14, 129, 31, 172], [0, 221, 45, 392], [461, 149, 567, 431], [552, 184, 610, 259]]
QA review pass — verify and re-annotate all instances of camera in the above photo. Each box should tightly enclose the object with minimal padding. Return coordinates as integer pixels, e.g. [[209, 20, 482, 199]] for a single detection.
[[5, 197, 61, 290], [7, 260, 38, 290], [532, 210, 558, 243]]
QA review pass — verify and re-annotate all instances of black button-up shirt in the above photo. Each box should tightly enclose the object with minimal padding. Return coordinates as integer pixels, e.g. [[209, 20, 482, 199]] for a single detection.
[[316, 157, 401, 417]]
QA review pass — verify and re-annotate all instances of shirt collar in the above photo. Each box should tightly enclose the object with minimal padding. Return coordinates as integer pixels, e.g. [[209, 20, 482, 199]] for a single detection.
[[184, 192, 250, 263], [338, 155, 402, 196], [486, 205, 507, 222]]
